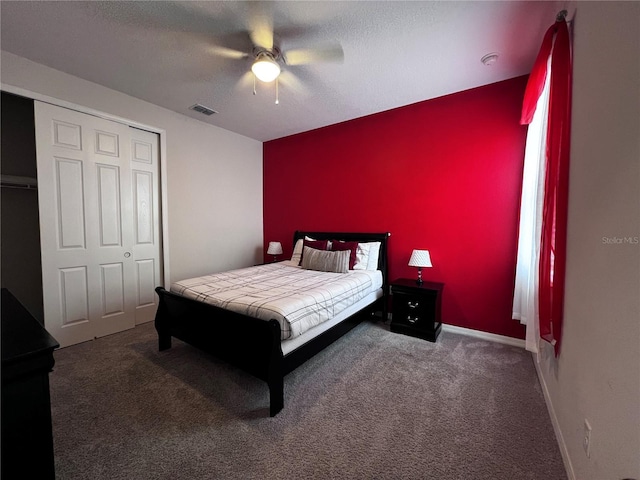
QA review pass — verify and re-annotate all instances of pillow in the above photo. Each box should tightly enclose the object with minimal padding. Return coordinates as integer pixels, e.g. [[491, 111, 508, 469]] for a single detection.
[[298, 239, 328, 265], [365, 241, 381, 270], [301, 247, 349, 273], [329, 240, 358, 270], [352, 242, 371, 270], [290, 236, 319, 264], [353, 241, 382, 271], [290, 239, 304, 264]]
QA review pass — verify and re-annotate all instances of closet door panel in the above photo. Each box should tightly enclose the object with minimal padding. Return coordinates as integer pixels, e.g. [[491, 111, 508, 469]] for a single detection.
[[54, 157, 86, 249], [35, 102, 136, 347], [96, 164, 123, 247], [129, 128, 161, 326]]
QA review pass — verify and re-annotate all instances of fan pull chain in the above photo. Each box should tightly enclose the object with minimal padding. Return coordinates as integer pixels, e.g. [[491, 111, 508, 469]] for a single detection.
[[251, 71, 280, 105]]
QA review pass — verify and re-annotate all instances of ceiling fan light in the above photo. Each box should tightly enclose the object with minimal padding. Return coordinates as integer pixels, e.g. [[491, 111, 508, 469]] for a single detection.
[[252, 55, 281, 83]]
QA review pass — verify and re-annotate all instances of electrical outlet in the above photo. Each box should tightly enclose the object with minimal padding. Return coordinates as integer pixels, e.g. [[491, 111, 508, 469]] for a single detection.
[[583, 419, 592, 458]]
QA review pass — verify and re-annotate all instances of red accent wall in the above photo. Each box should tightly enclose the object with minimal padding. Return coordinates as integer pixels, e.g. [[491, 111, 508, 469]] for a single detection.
[[264, 77, 528, 339]]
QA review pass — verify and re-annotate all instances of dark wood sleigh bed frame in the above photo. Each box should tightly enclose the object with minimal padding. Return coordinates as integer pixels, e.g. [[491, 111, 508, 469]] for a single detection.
[[154, 231, 390, 416]]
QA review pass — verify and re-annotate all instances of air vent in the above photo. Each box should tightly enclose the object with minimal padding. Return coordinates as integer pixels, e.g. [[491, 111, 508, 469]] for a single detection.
[[189, 104, 218, 116]]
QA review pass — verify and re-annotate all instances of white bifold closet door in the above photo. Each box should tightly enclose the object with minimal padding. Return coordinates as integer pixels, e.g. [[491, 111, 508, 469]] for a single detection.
[[35, 101, 161, 348]]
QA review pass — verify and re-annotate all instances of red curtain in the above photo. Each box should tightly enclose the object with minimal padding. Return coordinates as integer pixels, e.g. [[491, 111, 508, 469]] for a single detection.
[[520, 19, 572, 356]]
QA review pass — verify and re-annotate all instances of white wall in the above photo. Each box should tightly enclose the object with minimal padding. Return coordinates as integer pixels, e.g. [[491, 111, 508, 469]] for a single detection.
[[536, 3, 640, 479], [1, 51, 264, 283]]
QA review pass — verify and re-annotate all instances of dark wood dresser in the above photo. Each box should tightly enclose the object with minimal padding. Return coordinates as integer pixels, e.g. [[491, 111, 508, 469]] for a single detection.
[[1, 288, 59, 479]]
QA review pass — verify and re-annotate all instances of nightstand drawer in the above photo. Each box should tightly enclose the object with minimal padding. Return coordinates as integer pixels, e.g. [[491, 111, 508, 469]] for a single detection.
[[393, 293, 432, 326]]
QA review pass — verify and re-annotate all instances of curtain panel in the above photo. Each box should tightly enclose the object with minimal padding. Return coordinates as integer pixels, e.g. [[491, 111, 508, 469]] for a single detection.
[[512, 71, 549, 353], [518, 18, 572, 356]]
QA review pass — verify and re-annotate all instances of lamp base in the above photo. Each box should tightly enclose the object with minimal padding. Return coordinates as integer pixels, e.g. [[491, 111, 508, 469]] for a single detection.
[[416, 267, 423, 285]]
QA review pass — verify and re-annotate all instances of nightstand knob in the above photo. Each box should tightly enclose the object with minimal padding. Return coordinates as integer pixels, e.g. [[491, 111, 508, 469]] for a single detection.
[[407, 316, 419, 324], [408, 301, 419, 309]]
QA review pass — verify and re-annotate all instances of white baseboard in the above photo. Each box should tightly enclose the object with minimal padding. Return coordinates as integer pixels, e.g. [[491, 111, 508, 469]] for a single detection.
[[533, 354, 576, 480], [441, 323, 526, 349]]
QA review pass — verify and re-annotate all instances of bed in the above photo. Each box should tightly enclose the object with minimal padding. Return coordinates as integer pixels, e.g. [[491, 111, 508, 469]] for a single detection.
[[154, 231, 390, 416]]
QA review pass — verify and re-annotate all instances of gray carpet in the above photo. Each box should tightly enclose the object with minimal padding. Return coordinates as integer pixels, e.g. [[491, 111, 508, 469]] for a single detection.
[[49, 321, 567, 480]]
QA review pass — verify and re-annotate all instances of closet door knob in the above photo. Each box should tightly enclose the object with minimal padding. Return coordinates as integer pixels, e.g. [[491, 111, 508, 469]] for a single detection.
[[124, 252, 131, 258]]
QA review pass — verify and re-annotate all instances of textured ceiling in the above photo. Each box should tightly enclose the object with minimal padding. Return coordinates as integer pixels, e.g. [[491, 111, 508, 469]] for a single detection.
[[0, 1, 566, 141]]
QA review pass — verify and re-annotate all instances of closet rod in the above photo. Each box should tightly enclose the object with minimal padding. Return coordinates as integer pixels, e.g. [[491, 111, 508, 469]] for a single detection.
[[1, 175, 38, 190]]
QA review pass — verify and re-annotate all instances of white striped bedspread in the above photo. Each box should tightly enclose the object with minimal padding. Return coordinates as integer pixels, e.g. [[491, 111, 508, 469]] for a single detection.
[[170, 261, 383, 340]]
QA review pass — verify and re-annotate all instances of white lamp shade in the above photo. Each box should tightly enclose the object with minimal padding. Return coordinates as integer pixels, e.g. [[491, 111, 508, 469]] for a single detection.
[[252, 55, 281, 83], [267, 241, 283, 255], [408, 249, 432, 268]]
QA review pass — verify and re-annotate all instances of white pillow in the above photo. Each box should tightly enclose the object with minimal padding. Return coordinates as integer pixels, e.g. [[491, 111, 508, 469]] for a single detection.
[[290, 239, 304, 264], [366, 242, 381, 270], [290, 236, 318, 264], [353, 241, 381, 271], [301, 247, 349, 273], [352, 243, 371, 270]]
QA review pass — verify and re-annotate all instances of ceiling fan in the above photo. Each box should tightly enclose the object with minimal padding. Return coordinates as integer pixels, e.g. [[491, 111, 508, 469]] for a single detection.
[[211, 15, 344, 104], [86, 2, 343, 104]]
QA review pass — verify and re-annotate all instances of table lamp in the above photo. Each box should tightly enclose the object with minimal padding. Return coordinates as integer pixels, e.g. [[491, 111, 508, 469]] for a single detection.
[[266, 241, 283, 262], [408, 249, 432, 285]]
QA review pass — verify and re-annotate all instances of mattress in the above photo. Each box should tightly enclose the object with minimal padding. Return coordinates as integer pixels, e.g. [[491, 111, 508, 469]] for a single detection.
[[170, 261, 383, 340], [280, 288, 382, 355]]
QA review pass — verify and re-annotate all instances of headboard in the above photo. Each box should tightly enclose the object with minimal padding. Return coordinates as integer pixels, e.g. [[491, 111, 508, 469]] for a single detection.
[[293, 230, 391, 291]]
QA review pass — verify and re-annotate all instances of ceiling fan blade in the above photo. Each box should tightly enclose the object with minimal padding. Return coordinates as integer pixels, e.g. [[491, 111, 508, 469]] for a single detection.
[[284, 44, 344, 66], [210, 45, 249, 60], [278, 71, 309, 97], [249, 22, 273, 50], [247, 2, 274, 51], [234, 71, 256, 93]]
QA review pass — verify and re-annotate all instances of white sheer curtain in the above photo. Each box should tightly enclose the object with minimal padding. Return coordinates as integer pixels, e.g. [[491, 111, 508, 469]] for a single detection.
[[512, 67, 551, 353]]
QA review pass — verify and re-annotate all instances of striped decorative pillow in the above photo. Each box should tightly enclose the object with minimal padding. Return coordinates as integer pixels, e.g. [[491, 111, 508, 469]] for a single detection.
[[301, 247, 349, 274], [298, 239, 329, 266]]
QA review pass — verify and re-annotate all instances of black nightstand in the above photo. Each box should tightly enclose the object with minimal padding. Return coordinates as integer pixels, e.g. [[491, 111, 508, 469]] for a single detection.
[[390, 279, 444, 342]]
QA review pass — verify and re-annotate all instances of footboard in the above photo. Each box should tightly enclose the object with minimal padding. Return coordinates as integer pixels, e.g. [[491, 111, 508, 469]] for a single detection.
[[154, 286, 285, 416]]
